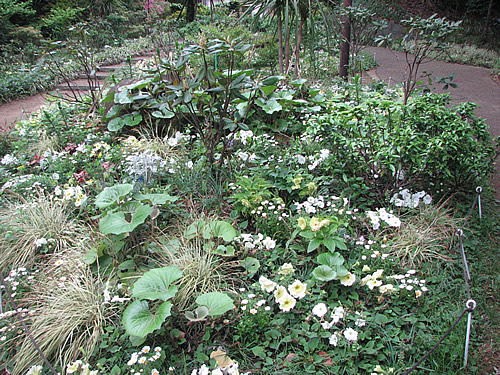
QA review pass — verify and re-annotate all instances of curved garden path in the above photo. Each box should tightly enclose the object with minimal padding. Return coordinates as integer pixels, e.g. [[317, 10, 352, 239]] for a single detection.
[[1, 47, 499, 198]]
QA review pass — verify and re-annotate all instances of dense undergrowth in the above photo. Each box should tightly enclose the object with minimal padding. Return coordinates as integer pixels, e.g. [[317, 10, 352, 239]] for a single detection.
[[0, 31, 498, 374]]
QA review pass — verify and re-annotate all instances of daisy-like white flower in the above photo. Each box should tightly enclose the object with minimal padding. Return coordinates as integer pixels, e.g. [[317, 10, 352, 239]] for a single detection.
[[339, 273, 356, 286], [250, 308, 258, 315], [278, 294, 296, 312], [344, 327, 359, 342], [154, 346, 162, 352], [312, 303, 328, 318], [258, 276, 277, 293], [151, 370, 159, 375], [138, 356, 147, 364], [288, 280, 307, 299]]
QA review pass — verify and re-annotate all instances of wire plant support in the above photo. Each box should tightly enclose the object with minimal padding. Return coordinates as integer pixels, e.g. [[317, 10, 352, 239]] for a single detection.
[[403, 187, 482, 374]]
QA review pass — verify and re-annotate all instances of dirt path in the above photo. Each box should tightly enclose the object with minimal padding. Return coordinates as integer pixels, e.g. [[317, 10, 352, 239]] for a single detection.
[[364, 46, 500, 200]]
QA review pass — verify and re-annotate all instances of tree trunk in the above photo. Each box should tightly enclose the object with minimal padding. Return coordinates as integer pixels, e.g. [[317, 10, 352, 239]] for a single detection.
[[295, 17, 305, 77], [339, 0, 352, 79], [482, 0, 493, 40], [277, 14, 284, 74], [186, 0, 196, 22]]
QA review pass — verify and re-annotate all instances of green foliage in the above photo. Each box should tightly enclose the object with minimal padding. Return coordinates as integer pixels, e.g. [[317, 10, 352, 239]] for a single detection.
[[41, 6, 86, 40], [122, 265, 183, 338]]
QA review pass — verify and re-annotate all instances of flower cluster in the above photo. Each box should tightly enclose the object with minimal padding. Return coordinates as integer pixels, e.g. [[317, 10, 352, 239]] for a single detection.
[[294, 148, 330, 171], [258, 272, 307, 312], [387, 270, 429, 298], [250, 198, 289, 221], [294, 195, 350, 215], [127, 346, 163, 374], [366, 208, 401, 230], [390, 189, 432, 208], [311, 303, 360, 346], [66, 360, 98, 375], [54, 185, 87, 207], [234, 233, 277, 251], [190, 362, 246, 375]]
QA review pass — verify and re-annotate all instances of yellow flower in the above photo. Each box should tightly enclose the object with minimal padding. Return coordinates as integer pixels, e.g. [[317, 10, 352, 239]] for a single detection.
[[309, 217, 322, 231], [306, 182, 317, 194], [297, 217, 307, 230], [278, 263, 295, 275], [259, 275, 277, 292]]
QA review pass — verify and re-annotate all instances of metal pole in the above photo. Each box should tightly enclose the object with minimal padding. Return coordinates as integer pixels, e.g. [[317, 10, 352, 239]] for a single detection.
[[464, 300, 476, 369], [476, 187, 482, 219]]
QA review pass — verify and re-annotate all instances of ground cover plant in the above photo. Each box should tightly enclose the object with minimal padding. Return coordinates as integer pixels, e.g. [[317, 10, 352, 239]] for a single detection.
[[0, 4, 499, 375]]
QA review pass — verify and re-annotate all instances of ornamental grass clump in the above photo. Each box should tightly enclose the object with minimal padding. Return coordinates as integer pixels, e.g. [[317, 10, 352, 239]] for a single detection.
[[154, 237, 234, 311], [13, 256, 114, 375], [0, 195, 87, 270], [386, 203, 461, 268]]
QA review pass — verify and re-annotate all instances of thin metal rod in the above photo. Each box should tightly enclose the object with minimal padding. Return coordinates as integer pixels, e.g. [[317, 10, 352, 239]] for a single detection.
[[464, 312, 472, 368]]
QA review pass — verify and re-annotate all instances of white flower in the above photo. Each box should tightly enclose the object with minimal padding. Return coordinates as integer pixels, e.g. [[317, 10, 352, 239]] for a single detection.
[[339, 273, 356, 286], [211, 369, 224, 375], [278, 263, 294, 275], [312, 303, 328, 318], [344, 327, 359, 342], [288, 280, 307, 299], [296, 155, 306, 164], [262, 237, 276, 250], [278, 294, 296, 312], [67, 360, 82, 373], [258, 276, 277, 293], [423, 194, 432, 205], [26, 365, 43, 375], [199, 364, 210, 375], [274, 285, 288, 303], [329, 332, 340, 346], [34, 238, 47, 247]]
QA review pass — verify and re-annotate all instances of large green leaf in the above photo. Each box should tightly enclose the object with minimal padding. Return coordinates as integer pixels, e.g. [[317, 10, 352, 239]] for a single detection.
[[122, 300, 172, 337], [132, 266, 182, 301], [99, 204, 153, 235], [202, 221, 236, 242], [195, 292, 234, 317], [134, 193, 178, 205], [115, 89, 133, 104], [317, 252, 344, 267], [312, 265, 337, 281], [95, 184, 133, 209], [262, 99, 282, 114]]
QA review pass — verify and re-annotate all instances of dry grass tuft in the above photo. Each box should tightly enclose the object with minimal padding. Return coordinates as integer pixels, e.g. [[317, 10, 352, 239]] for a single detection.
[[385, 202, 462, 268], [13, 250, 115, 375], [0, 195, 87, 270]]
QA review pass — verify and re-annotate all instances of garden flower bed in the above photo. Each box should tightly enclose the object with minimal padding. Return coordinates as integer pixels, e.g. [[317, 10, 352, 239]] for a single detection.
[[0, 41, 497, 375]]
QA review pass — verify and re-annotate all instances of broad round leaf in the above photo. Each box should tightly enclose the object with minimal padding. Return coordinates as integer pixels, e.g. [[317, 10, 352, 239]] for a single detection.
[[317, 252, 345, 267], [95, 184, 133, 209], [122, 300, 172, 337], [312, 265, 337, 282], [185, 306, 210, 322], [132, 266, 183, 301], [99, 205, 153, 235], [195, 292, 234, 317]]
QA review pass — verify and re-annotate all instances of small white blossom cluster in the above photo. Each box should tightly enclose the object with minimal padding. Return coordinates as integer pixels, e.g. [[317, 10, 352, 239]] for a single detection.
[[370, 364, 395, 375], [234, 233, 277, 251], [390, 189, 432, 208], [127, 346, 162, 371], [258, 269, 307, 312], [191, 362, 248, 375], [366, 208, 401, 230], [1, 154, 18, 166], [103, 281, 129, 304], [234, 130, 254, 146], [165, 131, 190, 147], [125, 150, 167, 183], [387, 270, 428, 298], [361, 269, 386, 291], [356, 236, 390, 258], [294, 148, 330, 171], [239, 292, 271, 314], [311, 303, 360, 346], [66, 360, 98, 375], [294, 195, 350, 215], [250, 199, 289, 221], [236, 151, 257, 163]]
